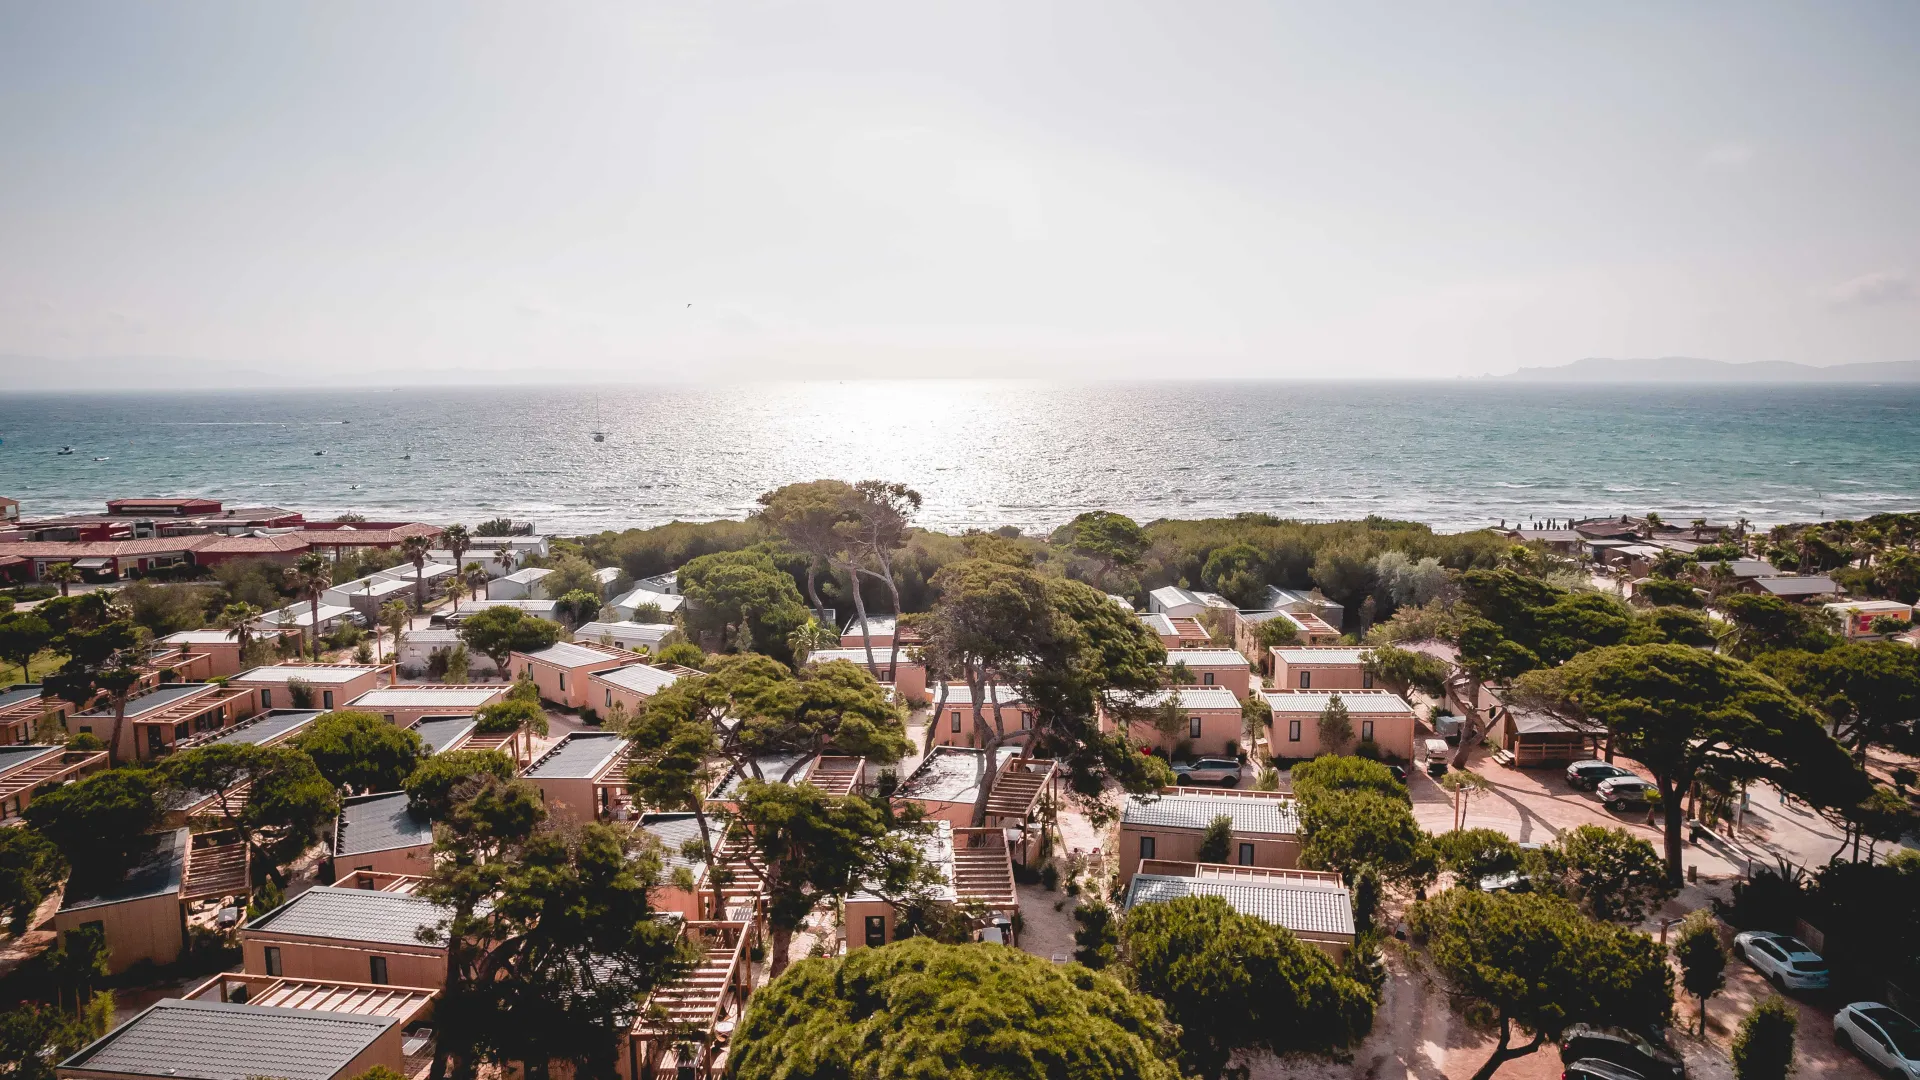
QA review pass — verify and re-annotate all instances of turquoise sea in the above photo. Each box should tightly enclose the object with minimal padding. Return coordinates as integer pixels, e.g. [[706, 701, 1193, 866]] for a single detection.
[[1, 381, 1916, 536]]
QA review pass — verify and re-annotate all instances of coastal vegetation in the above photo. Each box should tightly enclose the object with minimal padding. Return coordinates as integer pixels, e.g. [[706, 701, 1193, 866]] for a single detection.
[[726, 938, 1181, 1080], [579, 506, 1509, 622]]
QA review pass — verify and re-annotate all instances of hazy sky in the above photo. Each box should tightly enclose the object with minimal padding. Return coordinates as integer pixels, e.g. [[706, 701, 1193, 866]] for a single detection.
[[2, 2, 1917, 386]]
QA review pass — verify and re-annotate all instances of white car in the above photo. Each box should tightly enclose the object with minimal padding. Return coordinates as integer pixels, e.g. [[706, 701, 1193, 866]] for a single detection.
[[1835, 1003, 1920, 1079], [1172, 758, 1244, 787], [1732, 931, 1830, 991]]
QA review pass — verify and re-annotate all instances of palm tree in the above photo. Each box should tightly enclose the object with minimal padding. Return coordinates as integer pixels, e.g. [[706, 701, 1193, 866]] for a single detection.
[[400, 535, 434, 612], [492, 542, 516, 580], [378, 599, 410, 666], [284, 552, 333, 661], [1690, 518, 1708, 541], [464, 562, 489, 602], [217, 602, 263, 664], [441, 523, 472, 576], [445, 574, 468, 613], [786, 619, 840, 665], [45, 562, 80, 597]]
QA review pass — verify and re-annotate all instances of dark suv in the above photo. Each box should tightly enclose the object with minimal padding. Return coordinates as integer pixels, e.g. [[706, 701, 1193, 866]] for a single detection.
[[1559, 1025, 1685, 1080]]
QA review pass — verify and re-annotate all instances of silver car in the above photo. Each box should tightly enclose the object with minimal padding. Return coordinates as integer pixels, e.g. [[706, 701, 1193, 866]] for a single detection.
[[1732, 931, 1830, 991], [1835, 1003, 1920, 1079], [1173, 758, 1243, 787]]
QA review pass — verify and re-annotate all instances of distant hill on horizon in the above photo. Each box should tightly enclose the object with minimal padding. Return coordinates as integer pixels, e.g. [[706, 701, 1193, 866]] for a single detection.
[[1496, 356, 1920, 383]]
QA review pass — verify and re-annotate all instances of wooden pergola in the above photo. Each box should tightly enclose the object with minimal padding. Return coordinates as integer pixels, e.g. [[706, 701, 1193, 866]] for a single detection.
[[628, 921, 754, 1080]]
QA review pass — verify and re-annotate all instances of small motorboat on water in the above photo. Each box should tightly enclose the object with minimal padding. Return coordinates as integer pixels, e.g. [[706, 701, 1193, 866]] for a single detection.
[[93, 456, 109, 462], [314, 450, 327, 456], [57, 446, 75, 455], [592, 431, 606, 442]]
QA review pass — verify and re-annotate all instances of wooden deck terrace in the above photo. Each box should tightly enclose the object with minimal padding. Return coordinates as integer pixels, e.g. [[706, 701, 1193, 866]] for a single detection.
[[334, 869, 430, 894], [0, 748, 109, 821], [462, 728, 531, 764], [631, 921, 753, 1080], [180, 830, 251, 902], [696, 832, 768, 926], [138, 649, 216, 685], [133, 685, 252, 739], [983, 756, 1056, 823], [185, 971, 438, 1023], [592, 742, 641, 818], [950, 827, 1018, 909], [804, 755, 865, 796]]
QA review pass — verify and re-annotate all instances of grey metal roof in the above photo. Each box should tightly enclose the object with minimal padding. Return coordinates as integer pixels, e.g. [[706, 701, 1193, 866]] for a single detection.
[[245, 885, 444, 947], [1150, 586, 1209, 609], [75, 682, 211, 719], [1756, 576, 1840, 596], [156, 631, 246, 645], [409, 715, 477, 754], [610, 589, 684, 613], [524, 732, 624, 779], [1261, 690, 1413, 714], [1723, 559, 1778, 578], [334, 791, 433, 858], [635, 813, 706, 878], [896, 746, 1023, 804], [711, 752, 814, 799], [1272, 647, 1370, 665], [233, 665, 380, 685], [593, 664, 680, 696], [1137, 612, 1177, 634], [60, 997, 397, 1080], [808, 647, 908, 665], [1111, 687, 1242, 711], [0, 684, 44, 710], [932, 683, 1026, 707], [1125, 874, 1355, 936], [1121, 793, 1299, 835], [575, 620, 675, 646], [349, 686, 501, 708], [0, 743, 61, 777], [205, 710, 325, 747], [62, 829, 187, 911], [521, 641, 623, 668], [841, 614, 898, 636], [1162, 649, 1250, 667]]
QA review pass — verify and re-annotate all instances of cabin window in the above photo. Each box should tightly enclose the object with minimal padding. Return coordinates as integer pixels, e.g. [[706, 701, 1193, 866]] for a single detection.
[[1361, 720, 1375, 742], [264, 947, 282, 976], [1202, 672, 1215, 685], [1288, 720, 1301, 742], [260, 689, 273, 710], [1238, 843, 1255, 866], [606, 690, 613, 709], [1362, 672, 1375, 689], [951, 711, 962, 733], [1139, 835, 1156, 861], [174, 723, 190, 740], [147, 727, 165, 752], [369, 956, 388, 984], [865, 916, 886, 948], [1189, 716, 1202, 738], [322, 691, 333, 710], [558, 672, 567, 692], [1021, 711, 1032, 730], [1298, 671, 1311, 689]]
